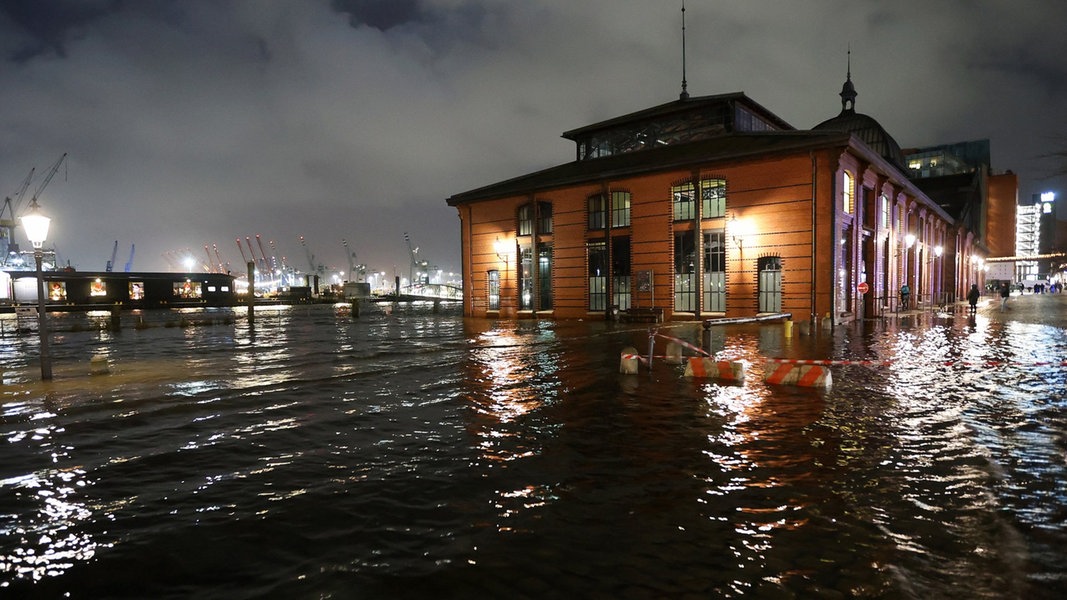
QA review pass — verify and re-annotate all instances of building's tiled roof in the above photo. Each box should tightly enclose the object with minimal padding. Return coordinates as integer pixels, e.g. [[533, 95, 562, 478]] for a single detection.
[[448, 130, 849, 205]]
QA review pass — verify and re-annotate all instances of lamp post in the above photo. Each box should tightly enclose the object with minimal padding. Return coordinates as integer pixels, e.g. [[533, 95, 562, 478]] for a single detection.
[[20, 198, 52, 380]]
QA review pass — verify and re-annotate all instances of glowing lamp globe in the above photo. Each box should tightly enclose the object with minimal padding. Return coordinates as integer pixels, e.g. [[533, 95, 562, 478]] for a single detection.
[[20, 199, 51, 249]]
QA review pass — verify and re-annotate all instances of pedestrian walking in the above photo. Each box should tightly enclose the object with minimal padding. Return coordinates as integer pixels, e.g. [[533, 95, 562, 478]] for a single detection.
[[900, 283, 911, 310], [1000, 281, 1010, 311], [967, 283, 980, 313]]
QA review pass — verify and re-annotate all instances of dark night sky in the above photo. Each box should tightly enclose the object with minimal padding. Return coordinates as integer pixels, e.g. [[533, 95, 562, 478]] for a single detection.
[[2, 0, 1065, 275]]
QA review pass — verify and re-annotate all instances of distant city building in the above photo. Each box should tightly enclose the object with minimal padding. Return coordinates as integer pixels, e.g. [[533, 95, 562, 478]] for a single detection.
[[448, 70, 1015, 323], [1016, 191, 1058, 281]]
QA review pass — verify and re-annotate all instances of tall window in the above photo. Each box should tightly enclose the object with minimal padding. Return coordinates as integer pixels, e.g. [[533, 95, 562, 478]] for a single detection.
[[588, 241, 607, 310], [519, 247, 533, 310], [758, 256, 782, 313], [703, 230, 726, 312], [588, 195, 607, 230], [538, 244, 552, 310], [611, 191, 631, 228], [518, 201, 552, 236], [487, 270, 500, 310], [538, 202, 553, 234], [843, 171, 855, 214], [519, 245, 552, 311], [674, 230, 697, 312], [518, 204, 533, 236], [880, 194, 890, 231], [701, 178, 726, 218], [672, 182, 696, 221], [612, 236, 631, 310], [589, 192, 630, 229]]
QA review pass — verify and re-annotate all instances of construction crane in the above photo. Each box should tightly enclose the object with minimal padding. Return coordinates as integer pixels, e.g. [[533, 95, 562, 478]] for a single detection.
[[106, 240, 118, 271], [123, 244, 135, 272]]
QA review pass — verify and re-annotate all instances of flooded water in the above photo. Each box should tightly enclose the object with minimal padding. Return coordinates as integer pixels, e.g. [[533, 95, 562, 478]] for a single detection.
[[1, 298, 1065, 599]]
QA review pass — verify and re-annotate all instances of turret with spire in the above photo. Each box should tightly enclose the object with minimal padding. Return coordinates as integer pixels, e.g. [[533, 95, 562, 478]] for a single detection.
[[839, 47, 857, 113]]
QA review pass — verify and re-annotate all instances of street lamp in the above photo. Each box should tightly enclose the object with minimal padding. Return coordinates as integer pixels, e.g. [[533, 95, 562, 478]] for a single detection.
[[20, 198, 52, 380]]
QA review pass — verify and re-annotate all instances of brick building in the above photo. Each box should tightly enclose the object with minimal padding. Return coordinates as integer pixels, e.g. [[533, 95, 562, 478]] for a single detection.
[[447, 73, 1003, 325]]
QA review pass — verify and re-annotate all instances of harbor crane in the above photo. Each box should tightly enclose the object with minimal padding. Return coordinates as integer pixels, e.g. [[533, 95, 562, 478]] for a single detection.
[[299, 235, 322, 275], [236, 238, 250, 265], [342, 238, 364, 282], [0, 168, 34, 266], [30, 153, 67, 208], [1, 167, 34, 224], [124, 244, 135, 272], [1, 153, 66, 265], [404, 231, 432, 288], [106, 240, 118, 271]]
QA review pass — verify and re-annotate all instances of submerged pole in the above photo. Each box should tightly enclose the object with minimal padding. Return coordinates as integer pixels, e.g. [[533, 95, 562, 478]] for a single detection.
[[247, 261, 255, 326]]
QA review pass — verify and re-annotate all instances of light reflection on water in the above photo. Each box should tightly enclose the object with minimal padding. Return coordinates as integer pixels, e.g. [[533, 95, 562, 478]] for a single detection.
[[0, 303, 1064, 598]]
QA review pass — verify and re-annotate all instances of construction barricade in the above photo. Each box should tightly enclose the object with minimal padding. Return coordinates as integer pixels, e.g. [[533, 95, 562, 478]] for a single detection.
[[683, 358, 746, 382], [763, 360, 833, 388]]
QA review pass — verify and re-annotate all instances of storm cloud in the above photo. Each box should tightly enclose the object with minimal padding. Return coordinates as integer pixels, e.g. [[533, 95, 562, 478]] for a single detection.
[[2, 0, 1064, 274]]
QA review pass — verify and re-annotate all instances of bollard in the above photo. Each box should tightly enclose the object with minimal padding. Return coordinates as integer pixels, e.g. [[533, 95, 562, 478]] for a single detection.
[[619, 347, 640, 374], [683, 358, 745, 382], [665, 342, 684, 364], [797, 320, 811, 336], [783, 319, 793, 338], [821, 312, 833, 330], [90, 354, 110, 375]]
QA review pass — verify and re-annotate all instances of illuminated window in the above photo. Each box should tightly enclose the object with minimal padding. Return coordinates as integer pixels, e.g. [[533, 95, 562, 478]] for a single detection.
[[487, 270, 500, 310], [842, 172, 855, 214], [589, 192, 630, 229], [672, 182, 695, 221], [174, 280, 202, 299], [519, 201, 552, 235], [90, 279, 107, 297], [48, 281, 67, 301], [701, 178, 726, 218], [129, 282, 144, 300], [611, 191, 630, 227], [880, 195, 890, 230]]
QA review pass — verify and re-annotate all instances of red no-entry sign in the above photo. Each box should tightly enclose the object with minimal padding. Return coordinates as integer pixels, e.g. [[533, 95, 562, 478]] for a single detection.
[[857, 282, 869, 294]]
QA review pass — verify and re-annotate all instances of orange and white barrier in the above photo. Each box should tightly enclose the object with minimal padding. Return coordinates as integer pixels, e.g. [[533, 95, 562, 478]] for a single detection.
[[763, 360, 832, 387], [683, 358, 745, 382]]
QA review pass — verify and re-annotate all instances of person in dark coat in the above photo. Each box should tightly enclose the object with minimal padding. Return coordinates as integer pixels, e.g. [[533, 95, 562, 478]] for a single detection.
[[967, 283, 980, 313], [999, 282, 1011, 311]]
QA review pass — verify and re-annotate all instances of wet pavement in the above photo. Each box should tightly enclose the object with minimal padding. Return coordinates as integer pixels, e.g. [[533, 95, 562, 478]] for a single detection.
[[900, 291, 1067, 328]]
